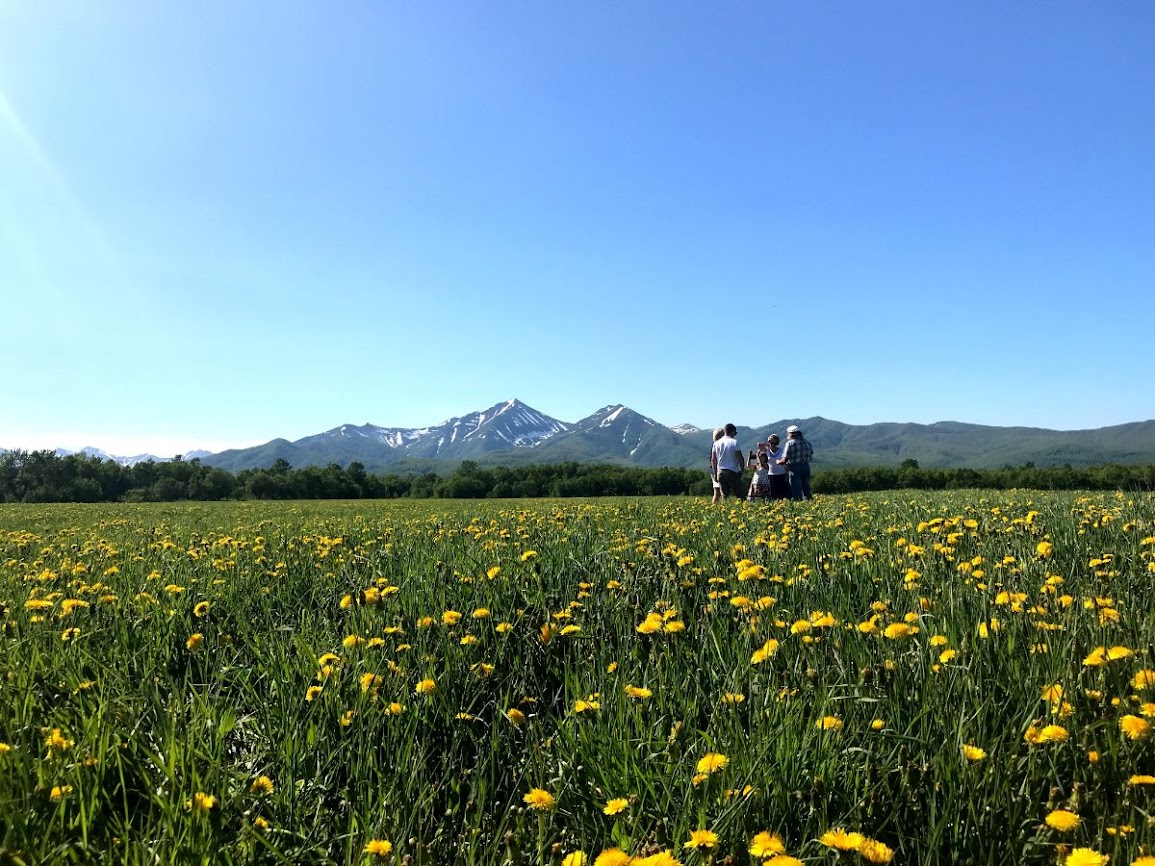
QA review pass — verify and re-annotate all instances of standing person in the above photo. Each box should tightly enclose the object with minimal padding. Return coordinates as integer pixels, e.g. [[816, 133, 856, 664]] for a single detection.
[[711, 423, 747, 501], [777, 425, 814, 501], [748, 452, 773, 501], [709, 428, 725, 504], [765, 434, 790, 500]]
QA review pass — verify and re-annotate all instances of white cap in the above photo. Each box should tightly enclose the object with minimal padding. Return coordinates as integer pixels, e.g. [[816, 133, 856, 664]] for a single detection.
[[786, 425, 800, 433]]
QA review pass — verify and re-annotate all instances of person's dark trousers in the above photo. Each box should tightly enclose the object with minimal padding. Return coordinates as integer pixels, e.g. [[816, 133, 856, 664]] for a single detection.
[[718, 469, 746, 499], [769, 474, 790, 500]]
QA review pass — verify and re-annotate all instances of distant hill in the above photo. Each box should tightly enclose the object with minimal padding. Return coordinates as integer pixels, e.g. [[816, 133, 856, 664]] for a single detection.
[[199, 399, 1155, 474]]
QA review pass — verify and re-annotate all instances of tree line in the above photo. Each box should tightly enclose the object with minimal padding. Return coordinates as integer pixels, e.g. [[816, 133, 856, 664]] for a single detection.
[[1, 450, 1152, 504]]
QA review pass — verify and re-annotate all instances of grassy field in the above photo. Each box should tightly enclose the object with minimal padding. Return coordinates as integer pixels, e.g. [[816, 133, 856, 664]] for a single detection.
[[1, 492, 1154, 865]]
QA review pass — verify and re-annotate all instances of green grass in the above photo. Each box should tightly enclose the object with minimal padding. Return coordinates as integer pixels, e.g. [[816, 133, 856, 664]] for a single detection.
[[1, 493, 1154, 865]]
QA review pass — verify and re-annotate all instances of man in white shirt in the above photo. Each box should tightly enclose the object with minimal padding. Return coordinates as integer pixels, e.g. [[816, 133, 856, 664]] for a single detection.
[[710, 423, 746, 501]]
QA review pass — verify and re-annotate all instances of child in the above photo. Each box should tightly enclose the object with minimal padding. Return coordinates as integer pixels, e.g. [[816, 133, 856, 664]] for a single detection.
[[748, 452, 773, 501]]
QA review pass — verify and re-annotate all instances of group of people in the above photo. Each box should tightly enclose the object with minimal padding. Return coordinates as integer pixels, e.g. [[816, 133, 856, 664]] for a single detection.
[[709, 423, 813, 503]]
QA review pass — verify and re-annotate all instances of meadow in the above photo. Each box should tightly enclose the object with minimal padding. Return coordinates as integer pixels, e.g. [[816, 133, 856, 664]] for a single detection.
[[1, 492, 1154, 866]]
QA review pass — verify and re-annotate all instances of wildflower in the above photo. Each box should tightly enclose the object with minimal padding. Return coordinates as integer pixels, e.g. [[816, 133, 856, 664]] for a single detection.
[[1063, 849, 1108, 866], [193, 601, 210, 617], [186, 633, 204, 651], [871, 718, 886, 731], [562, 854, 587, 866], [49, 785, 73, 801], [523, 787, 555, 811], [520, 550, 538, 562], [749, 831, 786, 858], [1025, 723, 1068, 745], [495, 622, 513, 633], [415, 678, 436, 695], [573, 699, 600, 713], [883, 622, 914, 640], [962, 744, 987, 761], [817, 715, 843, 731], [1120, 715, 1152, 740], [1133, 670, 1155, 691], [603, 798, 629, 816], [364, 839, 393, 857], [360, 673, 383, 694], [1129, 774, 1155, 785], [751, 638, 780, 664], [763, 857, 804, 866], [1036, 541, 1054, 557], [188, 791, 216, 811], [387, 702, 405, 715], [250, 776, 274, 795], [1107, 646, 1134, 661], [61, 627, 81, 642], [1045, 809, 1081, 831], [695, 753, 728, 775], [506, 708, 526, 725], [44, 728, 73, 755], [0, 743, 12, 754], [721, 692, 744, 705], [939, 649, 957, 663], [624, 684, 652, 700], [859, 838, 896, 863], [683, 829, 719, 850], [305, 685, 323, 702], [593, 849, 633, 866], [819, 829, 864, 851], [441, 609, 462, 626]]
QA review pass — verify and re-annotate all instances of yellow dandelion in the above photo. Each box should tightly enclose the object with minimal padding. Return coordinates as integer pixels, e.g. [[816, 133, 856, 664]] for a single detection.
[[695, 752, 728, 775], [1063, 849, 1108, 866], [1120, 715, 1152, 740], [1132, 670, 1155, 691], [49, 784, 73, 801], [859, 838, 895, 864], [415, 678, 436, 695], [624, 684, 652, 700], [962, 744, 987, 761], [1045, 809, 1080, 832], [749, 831, 786, 858], [364, 838, 393, 857], [188, 791, 216, 811], [193, 600, 210, 617], [523, 787, 555, 811], [817, 715, 843, 731], [562, 853, 587, 866], [186, 632, 204, 651], [506, 708, 527, 725], [683, 829, 719, 850], [819, 828, 864, 851], [593, 849, 632, 866], [250, 775, 275, 795], [603, 798, 629, 816]]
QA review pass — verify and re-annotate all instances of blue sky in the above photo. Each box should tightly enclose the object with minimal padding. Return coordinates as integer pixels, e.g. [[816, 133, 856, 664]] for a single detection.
[[2, 2, 1152, 457]]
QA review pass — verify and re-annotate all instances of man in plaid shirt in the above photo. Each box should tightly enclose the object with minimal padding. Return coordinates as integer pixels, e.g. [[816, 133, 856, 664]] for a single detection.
[[777, 425, 814, 500]]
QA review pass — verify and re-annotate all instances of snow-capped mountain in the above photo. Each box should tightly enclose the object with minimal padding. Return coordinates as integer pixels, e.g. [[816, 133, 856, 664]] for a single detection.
[[671, 424, 701, 435], [45, 447, 214, 467]]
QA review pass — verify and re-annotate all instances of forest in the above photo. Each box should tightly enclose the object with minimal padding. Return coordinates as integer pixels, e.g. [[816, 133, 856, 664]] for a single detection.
[[1, 449, 1153, 503]]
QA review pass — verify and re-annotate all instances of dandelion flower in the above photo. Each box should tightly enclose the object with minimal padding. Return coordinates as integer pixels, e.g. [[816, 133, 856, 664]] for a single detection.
[[506, 708, 527, 725], [593, 849, 633, 866], [250, 775, 274, 795], [683, 829, 719, 850], [603, 798, 629, 816], [763, 857, 804, 866], [624, 684, 652, 700], [188, 791, 216, 811], [751, 638, 780, 664], [883, 622, 914, 640], [186, 633, 204, 651], [695, 753, 728, 775], [523, 787, 555, 811], [305, 685, 323, 702], [562, 853, 587, 866], [816, 715, 843, 731], [859, 838, 895, 863], [364, 839, 393, 857], [49, 785, 73, 801], [1063, 849, 1108, 866], [1045, 810, 1081, 831], [1128, 774, 1155, 785], [1132, 670, 1155, 691], [415, 678, 436, 695], [194, 601, 210, 617], [748, 831, 786, 858], [1120, 715, 1152, 740], [962, 744, 987, 761], [819, 829, 864, 851]]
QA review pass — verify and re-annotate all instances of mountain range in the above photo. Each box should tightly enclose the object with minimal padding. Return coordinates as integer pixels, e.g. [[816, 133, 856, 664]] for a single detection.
[[196, 399, 1155, 474], [15, 399, 1154, 472]]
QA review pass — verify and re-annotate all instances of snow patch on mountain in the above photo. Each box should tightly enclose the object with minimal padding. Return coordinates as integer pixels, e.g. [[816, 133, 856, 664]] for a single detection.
[[671, 424, 701, 435]]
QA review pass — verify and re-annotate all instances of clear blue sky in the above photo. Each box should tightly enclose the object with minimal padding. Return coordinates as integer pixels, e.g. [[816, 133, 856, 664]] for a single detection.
[[2, 1, 1152, 457]]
